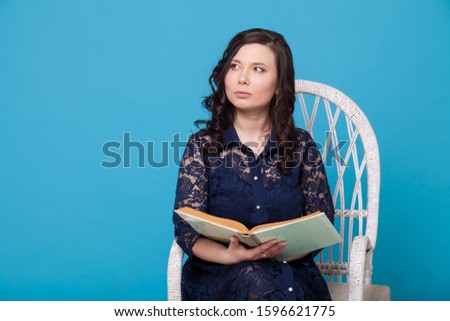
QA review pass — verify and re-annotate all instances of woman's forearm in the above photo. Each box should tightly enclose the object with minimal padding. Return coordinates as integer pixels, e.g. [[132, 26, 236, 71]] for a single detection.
[[192, 237, 232, 264]]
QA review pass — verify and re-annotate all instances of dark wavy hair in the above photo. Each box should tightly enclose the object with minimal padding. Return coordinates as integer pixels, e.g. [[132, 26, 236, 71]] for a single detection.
[[195, 28, 297, 174]]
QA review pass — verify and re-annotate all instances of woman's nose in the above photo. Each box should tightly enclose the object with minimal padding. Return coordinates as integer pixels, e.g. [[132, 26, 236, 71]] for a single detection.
[[238, 70, 249, 85]]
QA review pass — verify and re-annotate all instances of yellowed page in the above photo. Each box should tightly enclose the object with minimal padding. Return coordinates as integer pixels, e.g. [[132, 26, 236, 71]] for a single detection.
[[175, 207, 250, 233]]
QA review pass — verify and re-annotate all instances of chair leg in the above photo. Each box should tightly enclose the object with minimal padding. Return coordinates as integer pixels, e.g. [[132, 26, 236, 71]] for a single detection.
[[167, 240, 183, 301]]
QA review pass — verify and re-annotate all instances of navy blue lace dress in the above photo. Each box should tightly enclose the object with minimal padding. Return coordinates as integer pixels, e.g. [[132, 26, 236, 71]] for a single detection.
[[173, 126, 335, 300]]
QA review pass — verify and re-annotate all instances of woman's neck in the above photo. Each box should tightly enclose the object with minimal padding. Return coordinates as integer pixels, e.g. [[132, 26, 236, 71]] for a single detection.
[[233, 111, 271, 156], [233, 110, 270, 136]]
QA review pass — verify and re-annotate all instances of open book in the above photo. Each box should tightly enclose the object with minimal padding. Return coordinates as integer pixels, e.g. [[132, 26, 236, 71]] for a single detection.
[[175, 207, 342, 262]]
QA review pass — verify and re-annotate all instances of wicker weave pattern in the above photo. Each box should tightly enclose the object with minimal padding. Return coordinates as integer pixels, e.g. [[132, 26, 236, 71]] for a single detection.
[[167, 80, 388, 301]]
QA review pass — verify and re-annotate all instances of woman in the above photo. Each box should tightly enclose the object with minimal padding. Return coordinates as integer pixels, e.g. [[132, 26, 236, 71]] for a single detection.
[[173, 28, 335, 300]]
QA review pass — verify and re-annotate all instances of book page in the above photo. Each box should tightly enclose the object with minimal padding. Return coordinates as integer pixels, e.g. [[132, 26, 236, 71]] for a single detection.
[[252, 213, 342, 261], [248, 211, 322, 233]]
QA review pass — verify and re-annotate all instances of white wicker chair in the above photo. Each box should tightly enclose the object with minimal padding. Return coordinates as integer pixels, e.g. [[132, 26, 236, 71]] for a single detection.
[[167, 80, 390, 301]]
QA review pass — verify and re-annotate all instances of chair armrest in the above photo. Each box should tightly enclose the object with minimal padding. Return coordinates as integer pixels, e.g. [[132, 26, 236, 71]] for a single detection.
[[167, 239, 184, 301], [348, 236, 373, 300]]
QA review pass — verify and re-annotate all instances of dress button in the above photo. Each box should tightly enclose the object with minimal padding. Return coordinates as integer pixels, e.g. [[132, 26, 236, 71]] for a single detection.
[[256, 205, 261, 210], [282, 260, 287, 264], [253, 175, 258, 181], [288, 287, 293, 292]]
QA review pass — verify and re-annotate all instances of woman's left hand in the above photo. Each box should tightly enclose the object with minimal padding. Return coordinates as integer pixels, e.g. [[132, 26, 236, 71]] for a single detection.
[[224, 236, 287, 263]]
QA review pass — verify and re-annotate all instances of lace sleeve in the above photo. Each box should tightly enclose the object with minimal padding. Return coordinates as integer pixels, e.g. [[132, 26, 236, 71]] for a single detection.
[[299, 132, 336, 257], [173, 134, 209, 256]]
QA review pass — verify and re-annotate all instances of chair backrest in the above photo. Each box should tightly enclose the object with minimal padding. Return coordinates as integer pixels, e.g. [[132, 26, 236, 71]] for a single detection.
[[294, 80, 380, 284]]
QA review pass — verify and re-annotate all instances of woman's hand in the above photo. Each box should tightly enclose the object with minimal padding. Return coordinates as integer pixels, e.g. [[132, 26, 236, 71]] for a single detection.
[[192, 236, 287, 265], [222, 236, 287, 264]]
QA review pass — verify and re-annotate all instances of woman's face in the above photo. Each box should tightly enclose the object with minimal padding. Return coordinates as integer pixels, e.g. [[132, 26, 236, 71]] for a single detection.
[[224, 44, 278, 114]]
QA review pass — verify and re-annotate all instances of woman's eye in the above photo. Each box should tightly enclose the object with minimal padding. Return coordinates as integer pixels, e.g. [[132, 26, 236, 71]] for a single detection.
[[254, 66, 265, 72], [230, 63, 239, 70]]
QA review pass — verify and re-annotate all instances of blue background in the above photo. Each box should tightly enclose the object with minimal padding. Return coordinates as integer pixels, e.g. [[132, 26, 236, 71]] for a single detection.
[[1, 0, 449, 300]]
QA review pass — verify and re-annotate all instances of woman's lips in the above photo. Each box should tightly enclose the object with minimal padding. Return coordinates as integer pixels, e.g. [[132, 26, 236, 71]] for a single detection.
[[235, 91, 251, 99]]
